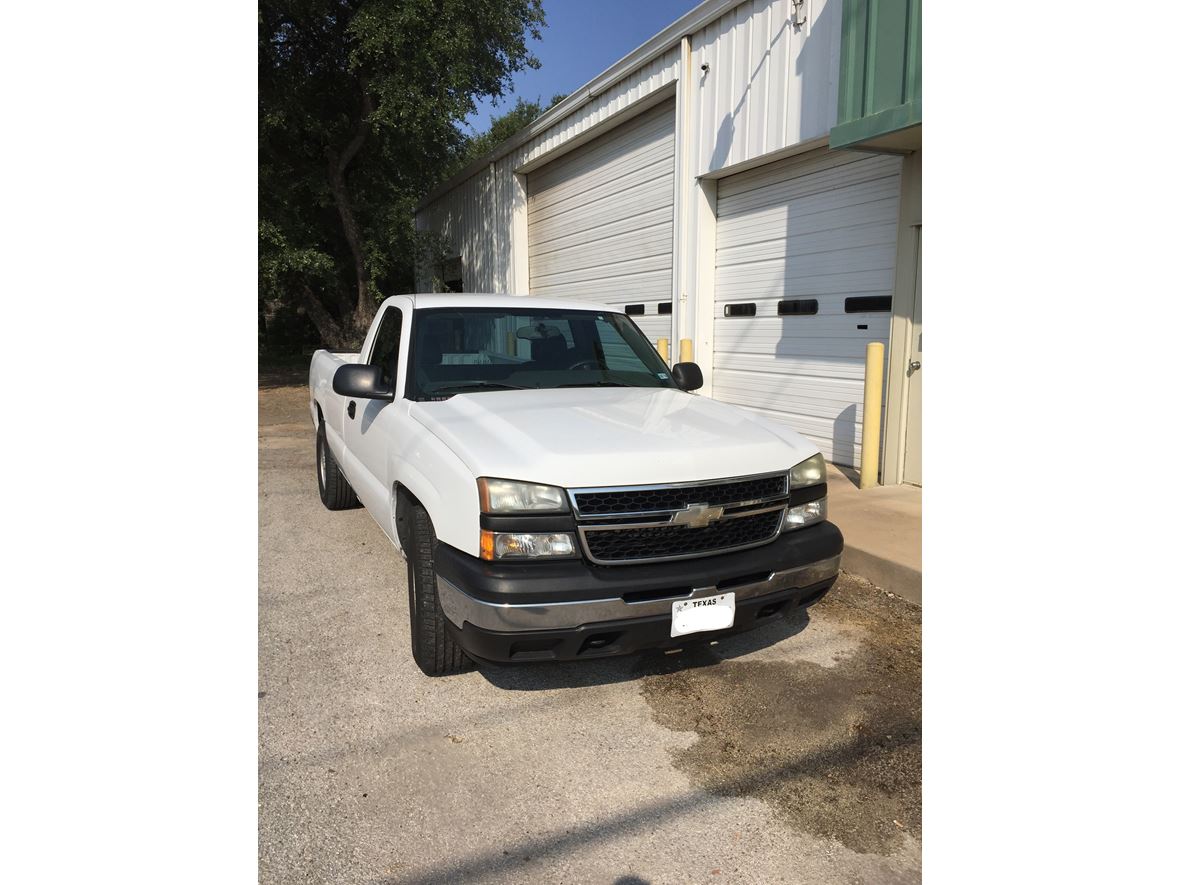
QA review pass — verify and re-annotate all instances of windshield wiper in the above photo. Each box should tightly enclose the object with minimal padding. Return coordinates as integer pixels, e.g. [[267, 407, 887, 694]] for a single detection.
[[428, 381, 531, 394], [557, 380, 630, 388]]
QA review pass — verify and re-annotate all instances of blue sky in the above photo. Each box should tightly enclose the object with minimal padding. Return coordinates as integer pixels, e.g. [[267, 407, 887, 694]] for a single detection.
[[463, 0, 702, 134]]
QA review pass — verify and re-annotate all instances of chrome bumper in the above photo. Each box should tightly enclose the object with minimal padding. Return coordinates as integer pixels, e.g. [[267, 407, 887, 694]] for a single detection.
[[436, 555, 841, 632]]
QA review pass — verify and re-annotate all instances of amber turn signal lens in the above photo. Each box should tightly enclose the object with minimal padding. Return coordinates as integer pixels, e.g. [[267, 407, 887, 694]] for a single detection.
[[479, 529, 496, 561]]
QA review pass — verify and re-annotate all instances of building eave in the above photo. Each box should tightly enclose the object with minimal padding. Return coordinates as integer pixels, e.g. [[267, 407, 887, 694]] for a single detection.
[[417, 0, 747, 212]]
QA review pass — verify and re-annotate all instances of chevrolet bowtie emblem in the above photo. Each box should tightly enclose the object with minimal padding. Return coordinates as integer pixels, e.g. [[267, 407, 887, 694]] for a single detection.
[[669, 503, 725, 528]]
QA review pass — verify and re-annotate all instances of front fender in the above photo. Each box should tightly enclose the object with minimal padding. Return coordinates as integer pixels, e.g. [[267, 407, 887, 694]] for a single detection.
[[391, 418, 480, 558]]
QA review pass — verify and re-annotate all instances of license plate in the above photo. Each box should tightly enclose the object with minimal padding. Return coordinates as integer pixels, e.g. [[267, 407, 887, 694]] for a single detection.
[[670, 592, 736, 638]]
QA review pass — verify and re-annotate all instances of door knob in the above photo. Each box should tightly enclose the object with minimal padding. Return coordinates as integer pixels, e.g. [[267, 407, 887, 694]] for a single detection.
[[908, 360, 921, 372]]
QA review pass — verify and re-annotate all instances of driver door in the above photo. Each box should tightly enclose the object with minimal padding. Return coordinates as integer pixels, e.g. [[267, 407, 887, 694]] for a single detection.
[[343, 304, 404, 536]]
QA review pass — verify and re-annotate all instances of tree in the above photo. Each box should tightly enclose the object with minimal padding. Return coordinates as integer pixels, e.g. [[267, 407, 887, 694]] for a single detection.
[[260, 0, 546, 348], [447, 92, 567, 178]]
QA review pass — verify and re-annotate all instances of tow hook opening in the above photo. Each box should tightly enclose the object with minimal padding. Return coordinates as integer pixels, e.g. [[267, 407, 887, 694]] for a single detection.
[[578, 632, 623, 655]]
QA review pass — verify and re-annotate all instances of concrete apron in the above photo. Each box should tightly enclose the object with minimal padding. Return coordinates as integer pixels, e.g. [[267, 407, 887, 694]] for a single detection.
[[825, 465, 922, 604]]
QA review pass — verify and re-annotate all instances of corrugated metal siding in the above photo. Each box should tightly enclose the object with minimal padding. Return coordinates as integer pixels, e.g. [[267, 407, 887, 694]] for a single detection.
[[514, 50, 680, 169], [712, 149, 902, 465], [693, 0, 842, 175], [414, 168, 508, 293], [526, 101, 676, 344]]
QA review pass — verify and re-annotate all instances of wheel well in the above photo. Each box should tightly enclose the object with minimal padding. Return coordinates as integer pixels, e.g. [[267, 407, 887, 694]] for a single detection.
[[394, 483, 423, 547]]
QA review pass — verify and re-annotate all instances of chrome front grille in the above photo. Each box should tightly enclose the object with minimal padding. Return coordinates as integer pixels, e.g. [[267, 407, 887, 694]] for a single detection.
[[570, 472, 789, 565]]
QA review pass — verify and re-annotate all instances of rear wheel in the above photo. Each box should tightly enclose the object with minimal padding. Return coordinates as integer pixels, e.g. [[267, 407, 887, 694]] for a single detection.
[[316, 419, 359, 510], [405, 501, 474, 676]]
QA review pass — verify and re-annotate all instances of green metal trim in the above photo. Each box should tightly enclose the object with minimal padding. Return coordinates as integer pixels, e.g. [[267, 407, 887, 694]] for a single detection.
[[837, 0, 868, 125], [835, 0, 921, 141], [829, 100, 921, 149]]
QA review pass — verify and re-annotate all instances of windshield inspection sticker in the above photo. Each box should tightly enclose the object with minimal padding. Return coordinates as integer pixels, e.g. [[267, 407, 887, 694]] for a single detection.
[[657, 372, 669, 379]]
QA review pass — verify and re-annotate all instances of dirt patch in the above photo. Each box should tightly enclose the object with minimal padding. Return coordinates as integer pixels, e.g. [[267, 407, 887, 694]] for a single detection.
[[640, 574, 921, 854]]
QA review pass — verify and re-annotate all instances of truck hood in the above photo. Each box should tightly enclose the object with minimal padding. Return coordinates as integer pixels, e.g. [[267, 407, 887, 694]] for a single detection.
[[408, 387, 819, 488]]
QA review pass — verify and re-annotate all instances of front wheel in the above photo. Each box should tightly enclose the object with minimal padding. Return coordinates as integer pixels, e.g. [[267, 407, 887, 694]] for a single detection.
[[405, 502, 474, 677]]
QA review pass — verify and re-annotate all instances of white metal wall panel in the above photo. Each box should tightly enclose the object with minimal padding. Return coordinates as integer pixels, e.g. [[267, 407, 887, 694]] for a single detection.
[[527, 102, 676, 344], [414, 166, 508, 293], [712, 150, 903, 465], [693, 0, 842, 176]]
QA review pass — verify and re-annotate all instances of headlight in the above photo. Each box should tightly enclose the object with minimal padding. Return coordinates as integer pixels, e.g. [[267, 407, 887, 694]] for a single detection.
[[783, 497, 827, 530], [477, 477, 568, 513], [479, 530, 577, 560], [789, 453, 826, 489]]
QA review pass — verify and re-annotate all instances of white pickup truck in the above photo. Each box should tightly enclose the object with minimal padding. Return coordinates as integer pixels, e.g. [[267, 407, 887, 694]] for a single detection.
[[309, 294, 842, 676]]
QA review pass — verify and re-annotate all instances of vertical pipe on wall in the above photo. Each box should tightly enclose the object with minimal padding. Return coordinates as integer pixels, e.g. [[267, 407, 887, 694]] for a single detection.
[[672, 35, 696, 356], [860, 341, 885, 489], [657, 338, 670, 362], [679, 339, 693, 364]]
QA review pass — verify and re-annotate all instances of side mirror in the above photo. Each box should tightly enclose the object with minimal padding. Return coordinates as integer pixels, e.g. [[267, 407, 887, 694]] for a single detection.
[[333, 364, 394, 399], [671, 362, 704, 391]]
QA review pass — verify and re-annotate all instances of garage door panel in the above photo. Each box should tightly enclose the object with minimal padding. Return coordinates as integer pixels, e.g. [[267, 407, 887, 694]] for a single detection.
[[529, 189, 673, 250], [530, 273, 672, 303], [712, 356, 867, 382], [714, 314, 893, 341], [718, 155, 901, 213], [713, 150, 902, 467], [631, 314, 674, 343], [527, 112, 675, 196], [527, 140, 674, 218], [529, 184, 672, 242], [533, 218, 674, 270], [714, 370, 867, 410], [530, 251, 671, 288], [716, 189, 902, 248], [715, 262, 898, 297], [717, 222, 902, 269], [527, 160, 673, 223], [529, 100, 674, 346]]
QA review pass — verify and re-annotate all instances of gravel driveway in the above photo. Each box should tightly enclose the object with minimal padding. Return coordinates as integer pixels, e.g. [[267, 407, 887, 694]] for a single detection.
[[259, 377, 922, 884]]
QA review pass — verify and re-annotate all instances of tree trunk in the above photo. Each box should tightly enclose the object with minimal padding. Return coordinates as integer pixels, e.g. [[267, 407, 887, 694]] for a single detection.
[[327, 93, 377, 335], [297, 282, 355, 350]]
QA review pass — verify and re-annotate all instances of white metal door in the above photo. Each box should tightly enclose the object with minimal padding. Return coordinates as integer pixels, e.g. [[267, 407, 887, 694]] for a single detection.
[[712, 149, 903, 466], [527, 101, 675, 345]]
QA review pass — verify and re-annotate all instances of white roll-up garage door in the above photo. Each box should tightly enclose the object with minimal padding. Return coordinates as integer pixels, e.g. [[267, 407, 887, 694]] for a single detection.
[[527, 101, 675, 345], [712, 150, 903, 466]]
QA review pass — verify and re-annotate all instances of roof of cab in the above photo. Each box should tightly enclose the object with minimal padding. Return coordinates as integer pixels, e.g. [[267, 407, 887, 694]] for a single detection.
[[402, 293, 618, 314]]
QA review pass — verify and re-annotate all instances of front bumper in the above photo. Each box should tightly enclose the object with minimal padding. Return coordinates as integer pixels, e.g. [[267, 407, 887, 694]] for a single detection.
[[433, 521, 843, 663]]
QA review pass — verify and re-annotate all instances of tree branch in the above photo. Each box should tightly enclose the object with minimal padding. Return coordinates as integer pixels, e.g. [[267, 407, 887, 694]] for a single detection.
[[296, 280, 350, 349]]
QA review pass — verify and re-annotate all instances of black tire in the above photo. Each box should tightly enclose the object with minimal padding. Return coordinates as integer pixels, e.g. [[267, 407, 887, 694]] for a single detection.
[[316, 419, 360, 511], [405, 500, 474, 676]]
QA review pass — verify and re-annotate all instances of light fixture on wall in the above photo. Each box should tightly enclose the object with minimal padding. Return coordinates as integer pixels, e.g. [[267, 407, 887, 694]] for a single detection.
[[791, 0, 807, 28]]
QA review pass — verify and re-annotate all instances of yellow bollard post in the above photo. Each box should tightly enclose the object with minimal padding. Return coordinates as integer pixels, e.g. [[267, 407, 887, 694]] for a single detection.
[[679, 339, 693, 364], [657, 337, 669, 362], [860, 342, 885, 489]]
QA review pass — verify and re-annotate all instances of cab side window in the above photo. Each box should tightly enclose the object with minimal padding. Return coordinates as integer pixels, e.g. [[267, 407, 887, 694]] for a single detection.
[[368, 308, 403, 389]]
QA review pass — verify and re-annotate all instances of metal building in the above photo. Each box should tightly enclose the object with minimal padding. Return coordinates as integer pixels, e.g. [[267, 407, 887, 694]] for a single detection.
[[415, 0, 921, 485]]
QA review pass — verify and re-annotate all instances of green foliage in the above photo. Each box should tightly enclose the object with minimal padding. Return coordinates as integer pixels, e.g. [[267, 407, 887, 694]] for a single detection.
[[259, 0, 546, 347], [448, 92, 567, 177]]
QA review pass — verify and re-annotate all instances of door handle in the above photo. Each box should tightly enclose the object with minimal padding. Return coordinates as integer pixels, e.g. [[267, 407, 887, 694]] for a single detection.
[[347, 401, 356, 419], [908, 360, 921, 372]]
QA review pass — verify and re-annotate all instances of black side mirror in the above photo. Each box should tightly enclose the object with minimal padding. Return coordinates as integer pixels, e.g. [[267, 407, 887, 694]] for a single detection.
[[671, 362, 703, 391], [333, 364, 394, 399]]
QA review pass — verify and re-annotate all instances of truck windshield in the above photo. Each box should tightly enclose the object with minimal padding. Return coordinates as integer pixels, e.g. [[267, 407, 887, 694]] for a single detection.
[[405, 307, 678, 400]]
